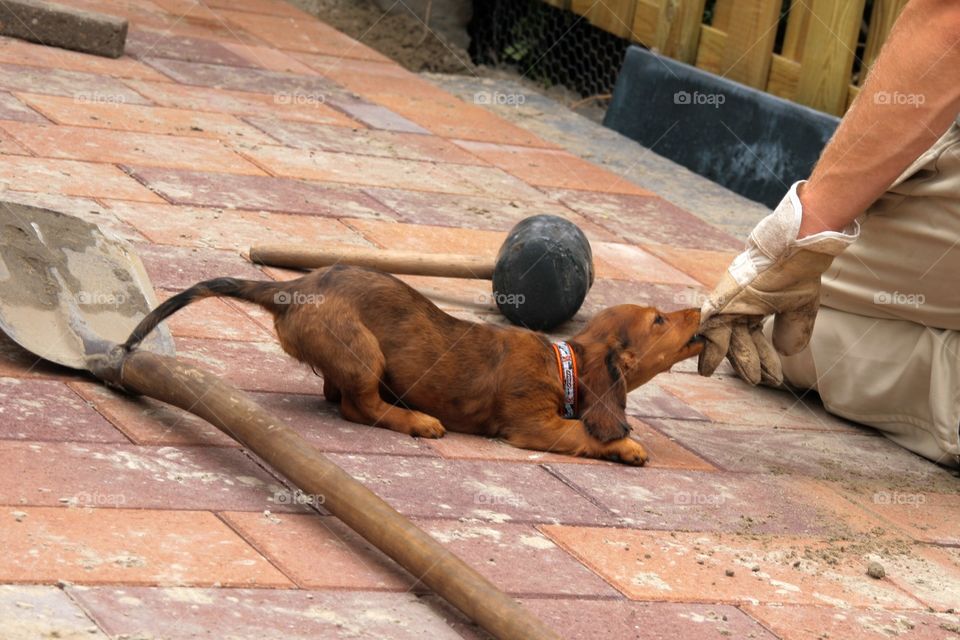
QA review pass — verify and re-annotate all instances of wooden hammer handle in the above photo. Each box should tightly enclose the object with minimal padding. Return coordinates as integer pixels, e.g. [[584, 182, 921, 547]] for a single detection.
[[120, 350, 560, 640], [250, 245, 495, 280]]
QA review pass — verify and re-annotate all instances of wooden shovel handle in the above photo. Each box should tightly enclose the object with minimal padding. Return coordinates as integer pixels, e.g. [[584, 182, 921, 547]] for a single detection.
[[249, 244, 495, 280], [119, 350, 559, 640]]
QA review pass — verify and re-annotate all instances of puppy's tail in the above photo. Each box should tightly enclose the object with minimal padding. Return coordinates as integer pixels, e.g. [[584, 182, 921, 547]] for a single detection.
[[123, 277, 284, 352]]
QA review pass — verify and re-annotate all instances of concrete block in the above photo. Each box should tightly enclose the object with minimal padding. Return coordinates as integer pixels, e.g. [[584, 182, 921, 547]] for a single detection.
[[604, 47, 839, 208], [0, 0, 127, 58]]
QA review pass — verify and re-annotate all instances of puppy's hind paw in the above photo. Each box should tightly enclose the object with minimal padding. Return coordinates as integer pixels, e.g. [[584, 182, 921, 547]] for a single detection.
[[408, 415, 446, 439]]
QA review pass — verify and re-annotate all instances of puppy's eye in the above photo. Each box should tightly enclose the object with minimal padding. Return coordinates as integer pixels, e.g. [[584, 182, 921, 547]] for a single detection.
[[653, 315, 665, 325]]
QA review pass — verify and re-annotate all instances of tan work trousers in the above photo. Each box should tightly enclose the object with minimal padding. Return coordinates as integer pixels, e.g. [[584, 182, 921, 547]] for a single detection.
[[779, 120, 960, 467]]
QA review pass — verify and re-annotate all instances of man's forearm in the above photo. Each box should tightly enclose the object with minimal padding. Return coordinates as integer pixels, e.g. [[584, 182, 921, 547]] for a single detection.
[[797, 0, 960, 238]]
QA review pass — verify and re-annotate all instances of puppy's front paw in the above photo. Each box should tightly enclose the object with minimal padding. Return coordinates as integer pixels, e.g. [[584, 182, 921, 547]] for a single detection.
[[409, 414, 446, 439], [605, 438, 648, 466]]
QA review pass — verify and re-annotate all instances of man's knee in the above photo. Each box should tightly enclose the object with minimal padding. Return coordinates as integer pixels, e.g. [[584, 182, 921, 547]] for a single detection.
[[769, 306, 960, 466]]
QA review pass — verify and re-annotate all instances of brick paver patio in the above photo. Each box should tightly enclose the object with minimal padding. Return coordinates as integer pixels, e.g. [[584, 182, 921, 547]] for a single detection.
[[0, 1, 958, 638]]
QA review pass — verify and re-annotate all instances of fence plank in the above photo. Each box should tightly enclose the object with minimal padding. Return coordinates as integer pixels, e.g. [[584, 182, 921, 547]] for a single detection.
[[632, 1, 660, 45], [766, 55, 801, 101], [795, 0, 865, 114], [861, 0, 908, 82], [782, 0, 811, 61], [710, 0, 734, 31], [694, 24, 724, 74], [571, 0, 638, 39], [654, 0, 706, 63], [531, 0, 900, 117], [718, 0, 781, 88], [697, 25, 800, 101]]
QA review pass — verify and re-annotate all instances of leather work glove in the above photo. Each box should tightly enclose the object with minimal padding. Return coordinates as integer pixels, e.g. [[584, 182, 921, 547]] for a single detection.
[[698, 181, 860, 386]]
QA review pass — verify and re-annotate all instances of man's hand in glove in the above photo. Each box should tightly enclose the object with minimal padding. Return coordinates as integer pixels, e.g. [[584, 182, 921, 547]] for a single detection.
[[698, 181, 860, 386]]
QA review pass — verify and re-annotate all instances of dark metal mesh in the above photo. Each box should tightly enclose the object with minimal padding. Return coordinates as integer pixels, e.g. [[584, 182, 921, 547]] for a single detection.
[[468, 0, 634, 98], [470, 0, 876, 99]]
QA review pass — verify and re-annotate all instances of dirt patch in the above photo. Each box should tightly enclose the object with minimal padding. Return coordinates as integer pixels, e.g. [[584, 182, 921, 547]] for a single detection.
[[292, 0, 612, 122], [291, 0, 474, 73]]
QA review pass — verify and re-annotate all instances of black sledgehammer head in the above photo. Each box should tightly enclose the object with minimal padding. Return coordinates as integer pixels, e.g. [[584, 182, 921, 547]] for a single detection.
[[492, 215, 594, 331]]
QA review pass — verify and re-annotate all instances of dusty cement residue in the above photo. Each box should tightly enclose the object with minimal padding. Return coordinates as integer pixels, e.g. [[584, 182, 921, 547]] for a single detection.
[[0, 202, 147, 313], [0, 201, 171, 368]]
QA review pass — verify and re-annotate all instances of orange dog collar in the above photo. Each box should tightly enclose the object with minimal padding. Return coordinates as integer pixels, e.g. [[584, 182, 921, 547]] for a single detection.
[[552, 341, 578, 418]]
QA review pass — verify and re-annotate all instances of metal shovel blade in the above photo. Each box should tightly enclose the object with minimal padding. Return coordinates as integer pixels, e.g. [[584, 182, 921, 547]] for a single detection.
[[0, 201, 173, 370]]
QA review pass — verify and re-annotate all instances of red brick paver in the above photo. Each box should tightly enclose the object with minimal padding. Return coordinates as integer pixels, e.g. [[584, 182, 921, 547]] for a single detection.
[[840, 489, 960, 545], [19, 92, 276, 143], [1, 122, 265, 174], [0, 37, 167, 80], [0, 378, 126, 443], [71, 586, 466, 640], [0, 156, 162, 201], [519, 599, 780, 640], [104, 200, 369, 251], [453, 139, 655, 196], [68, 381, 239, 447], [743, 604, 960, 640], [125, 78, 359, 125], [123, 165, 397, 218], [540, 527, 926, 608], [0, 440, 296, 511], [0, 507, 291, 586]]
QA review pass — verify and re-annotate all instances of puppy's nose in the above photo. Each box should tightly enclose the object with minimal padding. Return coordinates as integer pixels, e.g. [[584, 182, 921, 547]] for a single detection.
[[669, 308, 701, 323]]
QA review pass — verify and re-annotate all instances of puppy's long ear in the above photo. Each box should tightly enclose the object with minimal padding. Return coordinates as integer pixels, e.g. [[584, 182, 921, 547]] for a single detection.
[[575, 344, 630, 442]]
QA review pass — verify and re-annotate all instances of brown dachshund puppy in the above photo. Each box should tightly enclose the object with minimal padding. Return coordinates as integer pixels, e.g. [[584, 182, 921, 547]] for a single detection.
[[124, 266, 704, 465]]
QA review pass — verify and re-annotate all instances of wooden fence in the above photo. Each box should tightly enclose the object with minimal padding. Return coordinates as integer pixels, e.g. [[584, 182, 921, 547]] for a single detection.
[[539, 0, 909, 115]]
